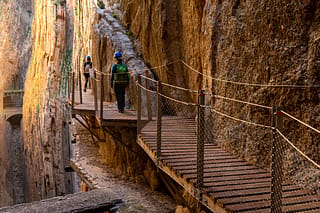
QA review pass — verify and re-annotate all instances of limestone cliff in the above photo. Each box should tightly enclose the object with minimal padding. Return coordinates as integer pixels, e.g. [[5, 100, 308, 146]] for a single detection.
[[23, 0, 73, 202], [121, 0, 320, 190], [0, 0, 33, 207]]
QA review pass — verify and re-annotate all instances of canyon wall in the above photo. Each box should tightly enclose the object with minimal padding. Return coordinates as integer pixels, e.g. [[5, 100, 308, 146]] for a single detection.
[[0, 0, 33, 207], [120, 0, 320, 189], [23, 0, 73, 202]]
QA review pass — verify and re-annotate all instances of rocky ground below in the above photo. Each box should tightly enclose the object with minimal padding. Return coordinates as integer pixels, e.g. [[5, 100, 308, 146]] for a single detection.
[[71, 119, 176, 213]]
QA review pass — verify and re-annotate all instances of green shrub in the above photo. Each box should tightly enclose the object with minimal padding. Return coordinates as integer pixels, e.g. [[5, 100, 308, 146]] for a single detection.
[[97, 0, 105, 9], [126, 30, 134, 39]]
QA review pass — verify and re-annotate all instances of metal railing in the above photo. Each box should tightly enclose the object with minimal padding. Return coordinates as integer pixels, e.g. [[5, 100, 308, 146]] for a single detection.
[[135, 71, 320, 211], [3, 90, 24, 108], [68, 59, 320, 211]]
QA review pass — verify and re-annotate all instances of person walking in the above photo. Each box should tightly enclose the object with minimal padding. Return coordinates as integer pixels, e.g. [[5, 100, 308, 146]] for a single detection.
[[110, 51, 129, 113], [83, 55, 92, 92]]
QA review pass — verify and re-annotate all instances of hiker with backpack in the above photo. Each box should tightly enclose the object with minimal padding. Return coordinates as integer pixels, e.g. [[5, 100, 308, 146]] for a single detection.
[[110, 51, 129, 113], [83, 55, 92, 92]]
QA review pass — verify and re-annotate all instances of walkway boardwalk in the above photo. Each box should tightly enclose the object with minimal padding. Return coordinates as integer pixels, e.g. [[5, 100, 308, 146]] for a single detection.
[[71, 89, 145, 127], [3, 90, 23, 124], [137, 116, 320, 213], [69, 84, 320, 212]]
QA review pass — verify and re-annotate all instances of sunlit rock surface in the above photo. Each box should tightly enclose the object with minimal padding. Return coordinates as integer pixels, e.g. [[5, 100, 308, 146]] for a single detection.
[[23, 0, 73, 202], [121, 0, 320, 191], [0, 0, 33, 207]]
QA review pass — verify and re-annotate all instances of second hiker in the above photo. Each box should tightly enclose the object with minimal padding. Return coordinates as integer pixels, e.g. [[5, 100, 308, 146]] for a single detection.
[[83, 55, 92, 92], [110, 51, 129, 113]]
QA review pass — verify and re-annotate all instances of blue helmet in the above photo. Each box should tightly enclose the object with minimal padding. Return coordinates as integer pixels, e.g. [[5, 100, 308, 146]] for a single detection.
[[87, 55, 91, 60], [114, 51, 122, 58]]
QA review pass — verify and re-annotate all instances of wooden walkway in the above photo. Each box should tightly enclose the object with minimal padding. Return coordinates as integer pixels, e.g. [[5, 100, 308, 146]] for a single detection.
[[71, 89, 146, 127], [137, 116, 320, 213], [70, 89, 320, 212]]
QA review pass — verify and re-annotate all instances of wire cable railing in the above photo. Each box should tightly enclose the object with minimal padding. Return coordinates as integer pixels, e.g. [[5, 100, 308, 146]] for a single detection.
[[276, 128, 320, 170], [69, 56, 320, 212], [281, 110, 320, 134], [181, 59, 320, 88], [204, 105, 271, 129], [207, 93, 273, 110]]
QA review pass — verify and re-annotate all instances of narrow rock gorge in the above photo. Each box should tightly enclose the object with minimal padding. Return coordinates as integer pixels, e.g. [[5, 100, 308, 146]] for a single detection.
[[0, 0, 33, 206]]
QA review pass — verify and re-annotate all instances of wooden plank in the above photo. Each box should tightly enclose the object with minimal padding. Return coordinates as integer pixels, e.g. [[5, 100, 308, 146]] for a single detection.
[[163, 155, 239, 161], [283, 202, 320, 212], [202, 173, 271, 183], [184, 169, 267, 180], [142, 137, 197, 141], [225, 200, 270, 212], [216, 194, 270, 205], [207, 181, 271, 193], [283, 195, 320, 206], [177, 165, 258, 175], [296, 209, 320, 213], [204, 177, 271, 188], [167, 160, 248, 168], [209, 187, 271, 199], [239, 208, 271, 213], [283, 189, 317, 198]]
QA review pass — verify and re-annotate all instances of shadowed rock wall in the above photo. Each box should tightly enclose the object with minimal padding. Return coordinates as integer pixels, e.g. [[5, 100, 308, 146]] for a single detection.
[[23, 0, 73, 202], [0, 0, 33, 207]]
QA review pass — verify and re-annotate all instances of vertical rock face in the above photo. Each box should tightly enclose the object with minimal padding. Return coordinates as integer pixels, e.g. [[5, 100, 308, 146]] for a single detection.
[[0, 0, 33, 93], [121, 0, 320, 189], [23, 0, 72, 202], [0, 0, 33, 207]]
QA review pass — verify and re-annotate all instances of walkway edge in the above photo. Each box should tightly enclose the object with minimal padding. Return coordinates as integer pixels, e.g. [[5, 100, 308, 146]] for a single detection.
[[136, 136, 227, 213]]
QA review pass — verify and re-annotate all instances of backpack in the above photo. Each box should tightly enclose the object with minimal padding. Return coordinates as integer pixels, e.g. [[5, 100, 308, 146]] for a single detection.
[[115, 63, 128, 83], [84, 63, 91, 74]]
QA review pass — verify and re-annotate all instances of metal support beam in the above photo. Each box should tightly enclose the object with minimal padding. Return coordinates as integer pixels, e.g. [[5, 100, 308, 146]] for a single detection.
[[156, 81, 162, 165], [74, 115, 101, 141], [196, 90, 205, 199], [145, 70, 152, 121], [100, 74, 104, 122], [137, 75, 142, 134], [94, 70, 98, 111]]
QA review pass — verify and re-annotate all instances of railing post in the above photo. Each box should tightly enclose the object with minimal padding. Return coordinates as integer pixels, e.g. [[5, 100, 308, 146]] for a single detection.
[[71, 71, 75, 109], [196, 90, 205, 199], [100, 73, 104, 122], [271, 106, 283, 213], [156, 81, 162, 165], [93, 70, 98, 111], [137, 75, 142, 134], [145, 70, 152, 121], [79, 65, 83, 104]]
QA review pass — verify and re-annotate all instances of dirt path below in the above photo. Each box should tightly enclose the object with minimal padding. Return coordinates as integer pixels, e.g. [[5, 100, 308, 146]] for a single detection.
[[71, 120, 176, 212]]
